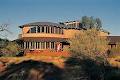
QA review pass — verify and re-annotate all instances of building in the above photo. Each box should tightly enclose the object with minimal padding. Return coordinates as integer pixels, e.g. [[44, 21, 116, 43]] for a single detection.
[[19, 21, 109, 54], [61, 21, 82, 29], [108, 36, 120, 48]]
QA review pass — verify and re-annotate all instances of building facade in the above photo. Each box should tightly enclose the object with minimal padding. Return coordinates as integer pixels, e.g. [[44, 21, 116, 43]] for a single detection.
[[19, 21, 109, 53]]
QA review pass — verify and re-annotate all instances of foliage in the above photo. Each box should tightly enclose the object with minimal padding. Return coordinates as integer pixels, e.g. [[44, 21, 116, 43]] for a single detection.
[[69, 28, 109, 62], [0, 38, 9, 48], [0, 42, 21, 57], [64, 57, 120, 80], [81, 16, 102, 30]]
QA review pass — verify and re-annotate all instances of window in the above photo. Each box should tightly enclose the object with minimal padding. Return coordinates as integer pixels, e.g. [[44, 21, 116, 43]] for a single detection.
[[36, 42, 40, 49], [42, 26, 44, 33], [61, 29, 63, 34], [51, 42, 54, 49], [56, 27, 59, 34], [25, 42, 27, 49], [48, 27, 50, 33], [46, 42, 50, 49], [37, 26, 40, 33], [35, 42, 37, 49], [58, 28, 60, 34], [30, 42, 32, 49], [27, 42, 29, 49], [31, 26, 36, 33], [51, 27, 54, 33], [55, 27, 57, 34], [32, 42, 35, 49], [38, 42, 40, 49], [46, 26, 48, 33], [41, 42, 45, 49]]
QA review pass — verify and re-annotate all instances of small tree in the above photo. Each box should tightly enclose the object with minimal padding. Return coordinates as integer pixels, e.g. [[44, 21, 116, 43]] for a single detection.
[[81, 16, 102, 30], [69, 28, 109, 62]]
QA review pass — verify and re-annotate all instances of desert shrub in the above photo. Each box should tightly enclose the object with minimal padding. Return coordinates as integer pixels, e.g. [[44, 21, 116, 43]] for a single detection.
[[65, 28, 109, 79], [0, 42, 21, 57], [69, 28, 109, 63], [63, 46, 70, 51]]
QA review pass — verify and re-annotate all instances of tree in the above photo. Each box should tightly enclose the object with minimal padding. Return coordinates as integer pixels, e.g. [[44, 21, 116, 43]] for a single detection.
[[82, 16, 91, 29], [69, 28, 109, 62], [0, 23, 12, 38], [96, 18, 102, 29], [81, 16, 102, 30]]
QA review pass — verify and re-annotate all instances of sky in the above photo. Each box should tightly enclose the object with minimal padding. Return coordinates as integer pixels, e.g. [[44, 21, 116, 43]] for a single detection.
[[0, 0, 120, 40]]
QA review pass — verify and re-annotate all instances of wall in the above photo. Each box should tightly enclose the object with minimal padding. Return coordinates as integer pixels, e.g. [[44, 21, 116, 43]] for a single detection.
[[22, 26, 31, 34], [63, 29, 83, 38]]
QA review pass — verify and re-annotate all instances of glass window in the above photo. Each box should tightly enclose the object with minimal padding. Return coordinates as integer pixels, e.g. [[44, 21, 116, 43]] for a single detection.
[[31, 26, 36, 33], [51, 42, 54, 49], [32, 42, 35, 49], [51, 27, 54, 33], [42, 26, 44, 33], [30, 42, 32, 49], [37, 26, 40, 33], [48, 27, 50, 33], [55, 27, 57, 34], [58, 28, 60, 34], [46, 26, 48, 33], [25, 42, 27, 49], [61, 29, 63, 34], [46, 42, 50, 49], [38, 42, 40, 49], [36, 42, 37, 49], [51, 27, 52, 33], [27, 42, 29, 49], [41, 42, 45, 49]]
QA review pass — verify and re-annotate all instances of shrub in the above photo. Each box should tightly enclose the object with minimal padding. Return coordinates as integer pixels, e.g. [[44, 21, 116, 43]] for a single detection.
[[69, 28, 109, 63], [0, 42, 21, 57]]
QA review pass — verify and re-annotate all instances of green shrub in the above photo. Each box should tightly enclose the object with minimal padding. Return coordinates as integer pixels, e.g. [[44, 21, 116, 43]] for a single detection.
[[0, 42, 21, 57]]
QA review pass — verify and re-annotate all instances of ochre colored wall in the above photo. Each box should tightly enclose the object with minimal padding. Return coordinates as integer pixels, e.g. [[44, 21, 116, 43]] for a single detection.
[[22, 26, 30, 34], [63, 29, 109, 38], [63, 29, 82, 38], [22, 33, 65, 38]]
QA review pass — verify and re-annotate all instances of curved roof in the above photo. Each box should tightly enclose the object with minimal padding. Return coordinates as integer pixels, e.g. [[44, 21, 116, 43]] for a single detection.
[[19, 22, 66, 28]]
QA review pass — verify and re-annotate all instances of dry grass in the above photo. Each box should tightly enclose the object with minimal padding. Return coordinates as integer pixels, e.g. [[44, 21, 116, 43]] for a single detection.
[[0, 52, 67, 70], [108, 56, 120, 68]]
